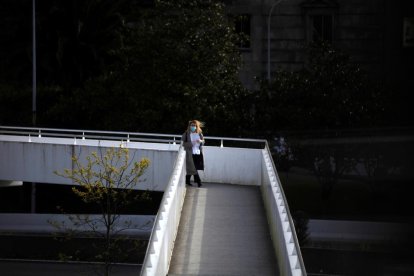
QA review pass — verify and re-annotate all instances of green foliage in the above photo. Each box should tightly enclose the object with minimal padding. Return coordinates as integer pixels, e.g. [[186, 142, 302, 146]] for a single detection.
[[54, 146, 150, 275], [56, 147, 151, 218], [89, 0, 248, 135], [0, 1, 403, 135], [255, 42, 387, 134], [0, 0, 249, 135]]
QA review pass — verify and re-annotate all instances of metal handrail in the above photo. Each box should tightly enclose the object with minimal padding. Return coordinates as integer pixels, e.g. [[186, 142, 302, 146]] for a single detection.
[[265, 140, 307, 275], [204, 136, 266, 143], [204, 136, 267, 148], [0, 125, 269, 147], [0, 126, 181, 144]]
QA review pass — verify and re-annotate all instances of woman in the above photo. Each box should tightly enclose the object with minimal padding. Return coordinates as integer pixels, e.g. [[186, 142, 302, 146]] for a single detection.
[[182, 120, 205, 187]]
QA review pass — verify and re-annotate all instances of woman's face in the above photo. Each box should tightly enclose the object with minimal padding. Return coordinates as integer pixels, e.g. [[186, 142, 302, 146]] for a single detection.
[[190, 123, 197, 132]]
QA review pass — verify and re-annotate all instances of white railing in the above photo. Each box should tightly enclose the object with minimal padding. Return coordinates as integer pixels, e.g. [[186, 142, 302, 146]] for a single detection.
[[140, 147, 186, 276], [261, 143, 306, 276], [0, 125, 181, 144], [0, 126, 180, 191]]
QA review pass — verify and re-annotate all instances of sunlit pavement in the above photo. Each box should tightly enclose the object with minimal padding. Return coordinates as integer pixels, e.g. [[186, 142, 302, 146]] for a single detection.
[[168, 183, 279, 276]]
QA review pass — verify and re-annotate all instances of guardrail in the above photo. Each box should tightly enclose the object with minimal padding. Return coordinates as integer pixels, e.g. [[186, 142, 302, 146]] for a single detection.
[[0, 126, 179, 191], [0, 126, 269, 148], [140, 147, 186, 276], [261, 142, 307, 276], [0, 126, 181, 144]]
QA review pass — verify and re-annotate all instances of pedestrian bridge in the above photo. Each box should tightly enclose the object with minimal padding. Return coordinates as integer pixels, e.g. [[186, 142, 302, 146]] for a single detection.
[[0, 126, 306, 276]]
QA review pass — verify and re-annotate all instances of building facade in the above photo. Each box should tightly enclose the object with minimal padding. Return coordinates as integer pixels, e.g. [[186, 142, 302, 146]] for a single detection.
[[226, 0, 414, 95]]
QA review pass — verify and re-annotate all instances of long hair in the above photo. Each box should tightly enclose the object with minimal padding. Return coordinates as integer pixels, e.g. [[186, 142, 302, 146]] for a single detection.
[[187, 120, 204, 134]]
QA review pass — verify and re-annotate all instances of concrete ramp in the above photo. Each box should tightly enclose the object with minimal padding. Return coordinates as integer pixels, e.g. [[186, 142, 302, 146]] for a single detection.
[[168, 183, 279, 276]]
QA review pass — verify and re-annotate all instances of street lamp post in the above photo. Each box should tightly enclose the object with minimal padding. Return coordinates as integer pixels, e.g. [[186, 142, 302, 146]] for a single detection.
[[32, 0, 37, 126], [31, 0, 37, 214], [267, 0, 284, 82]]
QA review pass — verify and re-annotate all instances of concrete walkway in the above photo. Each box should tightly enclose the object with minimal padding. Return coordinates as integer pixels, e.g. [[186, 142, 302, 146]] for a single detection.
[[168, 183, 279, 276]]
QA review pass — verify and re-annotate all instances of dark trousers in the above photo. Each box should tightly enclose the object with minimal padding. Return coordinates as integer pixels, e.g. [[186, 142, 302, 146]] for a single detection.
[[186, 174, 201, 185]]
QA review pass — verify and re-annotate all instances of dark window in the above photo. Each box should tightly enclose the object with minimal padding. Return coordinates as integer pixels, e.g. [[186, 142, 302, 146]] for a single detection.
[[234, 14, 251, 49], [311, 14, 333, 42]]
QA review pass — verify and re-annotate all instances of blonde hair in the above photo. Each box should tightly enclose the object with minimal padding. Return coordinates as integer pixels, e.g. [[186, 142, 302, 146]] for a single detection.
[[188, 120, 204, 134]]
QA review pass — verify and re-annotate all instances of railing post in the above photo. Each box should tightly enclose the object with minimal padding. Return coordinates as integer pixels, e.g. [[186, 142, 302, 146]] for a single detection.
[[38, 129, 41, 138]]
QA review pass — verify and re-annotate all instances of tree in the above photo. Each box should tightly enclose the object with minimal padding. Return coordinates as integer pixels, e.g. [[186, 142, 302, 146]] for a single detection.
[[255, 42, 387, 134], [46, 0, 250, 135], [1, 0, 250, 136], [308, 144, 357, 201], [54, 146, 150, 276]]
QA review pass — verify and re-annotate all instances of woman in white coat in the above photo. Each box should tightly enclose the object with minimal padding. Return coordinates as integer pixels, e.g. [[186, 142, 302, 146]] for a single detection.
[[181, 120, 205, 187]]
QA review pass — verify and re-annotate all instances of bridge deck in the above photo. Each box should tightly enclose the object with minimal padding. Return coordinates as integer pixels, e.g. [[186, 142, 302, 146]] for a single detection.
[[168, 183, 279, 276]]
